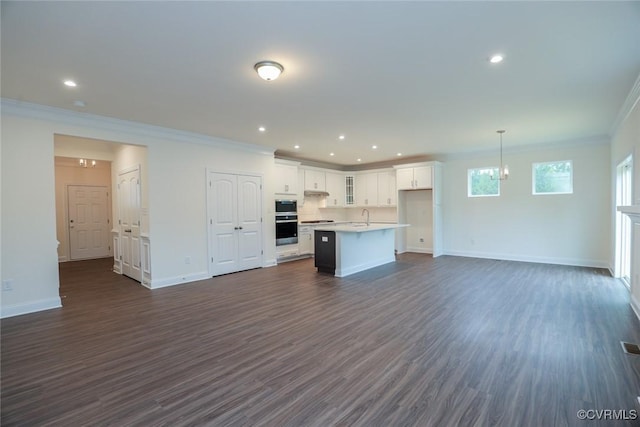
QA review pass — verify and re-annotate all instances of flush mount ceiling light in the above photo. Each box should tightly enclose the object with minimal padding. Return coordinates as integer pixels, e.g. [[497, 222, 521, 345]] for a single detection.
[[294, 145, 300, 149], [64, 80, 77, 87], [254, 61, 284, 81], [490, 130, 509, 181], [258, 126, 266, 132], [338, 135, 345, 140], [489, 54, 504, 64]]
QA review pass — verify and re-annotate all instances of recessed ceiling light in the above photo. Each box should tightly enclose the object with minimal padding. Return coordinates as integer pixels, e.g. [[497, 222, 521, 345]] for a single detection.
[[372, 145, 377, 150], [258, 126, 266, 132], [489, 54, 504, 64], [357, 158, 362, 162], [64, 80, 77, 87], [338, 135, 345, 140], [397, 152, 402, 156], [330, 152, 335, 156], [294, 145, 300, 149]]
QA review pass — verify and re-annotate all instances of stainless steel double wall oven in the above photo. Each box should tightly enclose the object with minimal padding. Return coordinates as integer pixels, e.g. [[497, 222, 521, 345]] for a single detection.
[[275, 199, 298, 246]]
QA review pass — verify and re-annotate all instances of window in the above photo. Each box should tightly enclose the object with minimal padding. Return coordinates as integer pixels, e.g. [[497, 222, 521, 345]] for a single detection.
[[468, 167, 500, 197], [532, 160, 573, 195]]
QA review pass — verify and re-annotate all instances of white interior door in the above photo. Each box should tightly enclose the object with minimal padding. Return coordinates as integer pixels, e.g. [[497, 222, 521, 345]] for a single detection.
[[209, 172, 262, 276], [210, 173, 240, 275], [237, 175, 262, 271], [118, 167, 142, 282], [68, 185, 110, 260]]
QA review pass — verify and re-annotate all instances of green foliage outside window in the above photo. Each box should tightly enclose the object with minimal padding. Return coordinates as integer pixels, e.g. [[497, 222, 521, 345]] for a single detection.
[[533, 161, 572, 194], [468, 167, 499, 197]]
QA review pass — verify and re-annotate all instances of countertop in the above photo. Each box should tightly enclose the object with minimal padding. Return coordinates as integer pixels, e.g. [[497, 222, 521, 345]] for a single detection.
[[313, 223, 409, 233]]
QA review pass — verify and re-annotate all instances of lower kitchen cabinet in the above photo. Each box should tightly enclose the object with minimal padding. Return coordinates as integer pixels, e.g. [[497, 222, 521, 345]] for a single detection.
[[298, 225, 314, 255]]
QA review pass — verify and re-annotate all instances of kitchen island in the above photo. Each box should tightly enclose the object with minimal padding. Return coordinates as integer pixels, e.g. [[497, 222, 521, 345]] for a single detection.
[[313, 223, 409, 277]]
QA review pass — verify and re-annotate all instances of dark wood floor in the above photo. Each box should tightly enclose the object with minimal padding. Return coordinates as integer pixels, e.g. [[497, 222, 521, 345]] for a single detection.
[[2, 254, 640, 426]]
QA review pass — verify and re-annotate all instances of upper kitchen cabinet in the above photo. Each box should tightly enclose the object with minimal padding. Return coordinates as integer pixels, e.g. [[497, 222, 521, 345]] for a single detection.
[[303, 168, 326, 192], [355, 172, 378, 207], [377, 171, 397, 206], [325, 171, 346, 207], [274, 159, 300, 195], [396, 165, 433, 190]]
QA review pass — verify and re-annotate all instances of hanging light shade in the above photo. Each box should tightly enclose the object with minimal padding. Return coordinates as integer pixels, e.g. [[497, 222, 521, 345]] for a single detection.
[[490, 130, 509, 181], [254, 61, 284, 81]]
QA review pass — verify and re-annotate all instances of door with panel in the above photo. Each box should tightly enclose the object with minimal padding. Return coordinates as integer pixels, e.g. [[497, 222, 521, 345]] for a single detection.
[[237, 175, 262, 271], [68, 185, 110, 260], [209, 172, 263, 276], [118, 167, 142, 282]]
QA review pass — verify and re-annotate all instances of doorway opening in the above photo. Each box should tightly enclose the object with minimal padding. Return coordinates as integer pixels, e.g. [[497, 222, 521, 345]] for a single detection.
[[54, 134, 149, 292], [615, 154, 633, 287]]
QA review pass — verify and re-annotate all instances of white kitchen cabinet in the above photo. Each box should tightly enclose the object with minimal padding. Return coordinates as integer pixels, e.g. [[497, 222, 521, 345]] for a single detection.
[[304, 169, 326, 191], [396, 165, 432, 190], [377, 171, 397, 206], [298, 225, 313, 255], [395, 161, 443, 257], [325, 172, 346, 207], [355, 173, 378, 206], [274, 162, 299, 195]]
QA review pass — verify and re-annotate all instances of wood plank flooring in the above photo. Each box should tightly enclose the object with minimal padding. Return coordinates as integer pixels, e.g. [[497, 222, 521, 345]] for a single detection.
[[2, 254, 640, 426]]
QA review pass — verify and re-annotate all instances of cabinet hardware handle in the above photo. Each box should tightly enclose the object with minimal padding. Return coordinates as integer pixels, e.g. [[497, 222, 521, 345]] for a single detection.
[[285, 184, 289, 192], [124, 229, 132, 233]]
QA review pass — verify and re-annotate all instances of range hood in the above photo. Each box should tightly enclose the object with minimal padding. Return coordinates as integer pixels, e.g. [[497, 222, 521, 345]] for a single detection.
[[304, 190, 330, 197]]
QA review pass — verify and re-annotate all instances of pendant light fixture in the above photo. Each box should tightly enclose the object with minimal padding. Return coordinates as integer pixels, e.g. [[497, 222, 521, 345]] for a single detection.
[[490, 130, 509, 181], [254, 61, 284, 81]]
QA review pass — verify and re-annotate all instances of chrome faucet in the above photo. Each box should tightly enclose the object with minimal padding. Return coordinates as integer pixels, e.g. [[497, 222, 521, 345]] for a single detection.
[[362, 209, 370, 226]]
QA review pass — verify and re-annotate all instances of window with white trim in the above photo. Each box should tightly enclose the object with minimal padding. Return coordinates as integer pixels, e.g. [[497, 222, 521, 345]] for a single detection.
[[468, 167, 500, 197], [532, 160, 573, 195]]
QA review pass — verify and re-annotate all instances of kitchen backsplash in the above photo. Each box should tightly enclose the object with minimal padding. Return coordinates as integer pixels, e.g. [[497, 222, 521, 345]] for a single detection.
[[298, 196, 398, 223]]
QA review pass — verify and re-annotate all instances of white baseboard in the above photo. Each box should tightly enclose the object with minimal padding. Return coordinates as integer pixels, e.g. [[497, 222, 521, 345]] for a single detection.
[[263, 258, 277, 268], [1, 297, 62, 319], [150, 271, 210, 289], [443, 249, 609, 269], [406, 246, 433, 254], [631, 294, 640, 324]]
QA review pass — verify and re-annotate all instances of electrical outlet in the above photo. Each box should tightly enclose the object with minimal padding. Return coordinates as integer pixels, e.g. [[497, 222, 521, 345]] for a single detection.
[[185, 256, 191, 265], [2, 279, 14, 291], [419, 238, 424, 243]]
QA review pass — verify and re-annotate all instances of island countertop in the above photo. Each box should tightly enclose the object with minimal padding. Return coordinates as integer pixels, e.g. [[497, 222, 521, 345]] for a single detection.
[[313, 223, 409, 233]]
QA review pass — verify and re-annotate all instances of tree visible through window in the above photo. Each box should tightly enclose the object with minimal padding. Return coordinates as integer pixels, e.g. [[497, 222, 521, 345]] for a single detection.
[[468, 167, 499, 197], [533, 160, 573, 195]]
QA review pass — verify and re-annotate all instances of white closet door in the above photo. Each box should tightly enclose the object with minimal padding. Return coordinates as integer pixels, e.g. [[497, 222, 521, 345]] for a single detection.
[[209, 172, 262, 276]]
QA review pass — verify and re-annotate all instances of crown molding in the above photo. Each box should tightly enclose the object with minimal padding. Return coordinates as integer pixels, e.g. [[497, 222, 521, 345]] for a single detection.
[[1, 98, 275, 157], [610, 71, 640, 137]]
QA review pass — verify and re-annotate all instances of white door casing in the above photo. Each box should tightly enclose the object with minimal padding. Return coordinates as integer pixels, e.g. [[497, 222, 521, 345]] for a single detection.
[[208, 172, 263, 276], [118, 166, 142, 282], [68, 185, 110, 260]]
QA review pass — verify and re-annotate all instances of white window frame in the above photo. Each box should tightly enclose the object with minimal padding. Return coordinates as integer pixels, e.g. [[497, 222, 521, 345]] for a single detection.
[[467, 167, 500, 198], [532, 160, 573, 195]]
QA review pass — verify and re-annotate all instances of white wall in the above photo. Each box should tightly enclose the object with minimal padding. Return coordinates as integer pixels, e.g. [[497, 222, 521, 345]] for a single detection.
[[1, 116, 61, 317], [1, 100, 276, 317], [442, 141, 611, 267]]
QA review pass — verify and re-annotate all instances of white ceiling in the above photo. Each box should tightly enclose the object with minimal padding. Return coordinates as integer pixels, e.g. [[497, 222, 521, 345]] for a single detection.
[[2, 1, 639, 166]]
